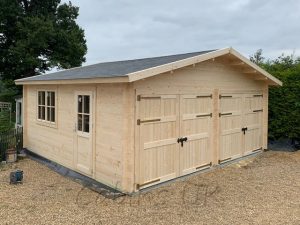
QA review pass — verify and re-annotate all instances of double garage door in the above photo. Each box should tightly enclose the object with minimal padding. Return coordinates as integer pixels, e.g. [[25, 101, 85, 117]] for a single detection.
[[136, 92, 263, 189], [219, 93, 263, 163]]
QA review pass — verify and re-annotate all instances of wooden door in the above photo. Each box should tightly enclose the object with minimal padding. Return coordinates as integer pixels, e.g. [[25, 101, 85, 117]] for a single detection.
[[219, 94, 243, 162], [137, 94, 179, 189], [179, 94, 212, 175], [74, 91, 93, 175], [243, 94, 263, 155]]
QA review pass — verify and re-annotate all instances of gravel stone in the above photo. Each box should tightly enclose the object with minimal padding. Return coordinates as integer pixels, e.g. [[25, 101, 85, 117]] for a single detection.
[[0, 151, 299, 225]]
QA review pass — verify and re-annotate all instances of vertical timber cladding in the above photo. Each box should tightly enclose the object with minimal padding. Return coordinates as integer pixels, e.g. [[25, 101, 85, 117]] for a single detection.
[[136, 93, 213, 189], [219, 93, 263, 163]]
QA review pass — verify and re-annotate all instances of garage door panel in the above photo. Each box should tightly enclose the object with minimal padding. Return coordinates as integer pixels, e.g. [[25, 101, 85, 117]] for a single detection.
[[219, 93, 263, 162], [138, 93, 213, 189], [220, 132, 243, 160], [141, 144, 177, 183], [139, 98, 161, 119], [244, 94, 263, 155], [181, 138, 210, 175], [244, 112, 261, 126], [183, 96, 212, 114], [220, 95, 242, 112], [222, 127, 241, 135], [245, 94, 263, 111], [162, 97, 177, 116], [180, 94, 212, 174], [219, 94, 243, 161], [245, 128, 262, 155], [141, 121, 177, 143], [220, 115, 242, 131], [138, 94, 179, 187], [144, 138, 177, 149], [182, 117, 210, 135]]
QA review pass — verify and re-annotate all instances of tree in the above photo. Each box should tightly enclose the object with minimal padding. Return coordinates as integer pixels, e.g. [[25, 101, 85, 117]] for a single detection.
[[0, 0, 87, 87], [250, 49, 264, 66], [0, 79, 18, 102]]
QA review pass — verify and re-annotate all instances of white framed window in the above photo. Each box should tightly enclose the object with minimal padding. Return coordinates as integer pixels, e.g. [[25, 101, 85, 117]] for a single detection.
[[77, 95, 90, 133], [37, 91, 56, 123]]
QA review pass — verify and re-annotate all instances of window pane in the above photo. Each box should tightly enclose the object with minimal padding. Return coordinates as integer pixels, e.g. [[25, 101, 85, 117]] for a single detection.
[[41, 92, 45, 105], [47, 107, 50, 121], [17, 102, 22, 125], [50, 108, 55, 122], [84, 95, 90, 114], [77, 114, 82, 131], [78, 95, 82, 113], [51, 92, 55, 106], [47, 92, 50, 106], [83, 115, 89, 133], [38, 92, 42, 105], [38, 106, 41, 119], [41, 106, 45, 120], [38, 91, 45, 105], [47, 92, 55, 107]]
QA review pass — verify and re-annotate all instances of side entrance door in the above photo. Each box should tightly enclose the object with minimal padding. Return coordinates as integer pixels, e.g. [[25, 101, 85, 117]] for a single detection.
[[219, 93, 263, 163], [136, 93, 213, 189], [74, 91, 93, 175]]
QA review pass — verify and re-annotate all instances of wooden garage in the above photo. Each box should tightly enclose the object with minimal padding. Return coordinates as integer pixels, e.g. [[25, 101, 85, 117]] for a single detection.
[[15, 47, 282, 193]]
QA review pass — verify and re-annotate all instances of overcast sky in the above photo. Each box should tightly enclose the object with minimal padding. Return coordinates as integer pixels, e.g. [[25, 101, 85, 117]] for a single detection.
[[64, 0, 300, 65]]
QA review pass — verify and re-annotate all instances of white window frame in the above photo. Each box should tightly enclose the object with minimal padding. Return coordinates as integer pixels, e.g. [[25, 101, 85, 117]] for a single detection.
[[15, 98, 23, 128], [75, 92, 92, 137], [36, 89, 57, 128]]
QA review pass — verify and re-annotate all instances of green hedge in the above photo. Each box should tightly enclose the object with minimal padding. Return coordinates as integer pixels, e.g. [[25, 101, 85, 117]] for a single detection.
[[263, 55, 300, 140]]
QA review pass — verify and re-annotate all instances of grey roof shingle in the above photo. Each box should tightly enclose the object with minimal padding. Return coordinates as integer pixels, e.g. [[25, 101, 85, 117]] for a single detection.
[[18, 50, 215, 81]]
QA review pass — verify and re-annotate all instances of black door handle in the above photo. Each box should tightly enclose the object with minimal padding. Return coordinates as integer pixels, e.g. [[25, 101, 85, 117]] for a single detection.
[[177, 137, 188, 147], [241, 127, 248, 135]]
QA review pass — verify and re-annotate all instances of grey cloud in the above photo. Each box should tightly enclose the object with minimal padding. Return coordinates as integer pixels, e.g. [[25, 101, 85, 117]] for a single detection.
[[62, 0, 300, 65]]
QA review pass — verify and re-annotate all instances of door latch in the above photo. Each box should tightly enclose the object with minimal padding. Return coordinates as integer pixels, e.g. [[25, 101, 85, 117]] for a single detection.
[[241, 127, 248, 135], [177, 137, 188, 147]]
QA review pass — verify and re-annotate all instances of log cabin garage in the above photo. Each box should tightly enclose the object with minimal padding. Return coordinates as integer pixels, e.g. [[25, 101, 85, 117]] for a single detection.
[[15, 47, 282, 193]]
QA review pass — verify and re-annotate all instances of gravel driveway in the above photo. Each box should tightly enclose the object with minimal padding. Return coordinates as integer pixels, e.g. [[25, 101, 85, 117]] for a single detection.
[[0, 151, 299, 225]]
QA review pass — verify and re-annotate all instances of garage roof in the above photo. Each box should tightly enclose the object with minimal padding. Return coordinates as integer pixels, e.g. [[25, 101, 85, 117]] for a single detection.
[[15, 47, 282, 86], [15, 50, 214, 81]]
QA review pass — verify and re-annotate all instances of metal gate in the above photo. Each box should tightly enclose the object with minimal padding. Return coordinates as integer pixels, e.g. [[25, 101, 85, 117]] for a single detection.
[[0, 127, 23, 161]]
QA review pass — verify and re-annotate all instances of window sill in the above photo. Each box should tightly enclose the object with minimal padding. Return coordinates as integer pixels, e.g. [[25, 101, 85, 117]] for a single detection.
[[76, 130, 90, 138], [36, 120, 58, 129]]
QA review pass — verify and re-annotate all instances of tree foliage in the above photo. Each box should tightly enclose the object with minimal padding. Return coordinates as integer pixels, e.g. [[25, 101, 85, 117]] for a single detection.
[[249, 49, 264, 67], [0, 79, 18, 102], [0, 110, 11, 132], [0, 0, 87, 85], [250, 50, 300, 140]]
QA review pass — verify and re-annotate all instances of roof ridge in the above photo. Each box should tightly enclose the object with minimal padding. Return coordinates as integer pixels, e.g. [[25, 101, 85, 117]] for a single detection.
[[92, 49, 217, 64]]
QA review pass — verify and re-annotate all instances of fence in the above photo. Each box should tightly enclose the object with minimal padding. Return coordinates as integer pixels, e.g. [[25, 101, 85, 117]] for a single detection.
[[0, 127, 23, 161]]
